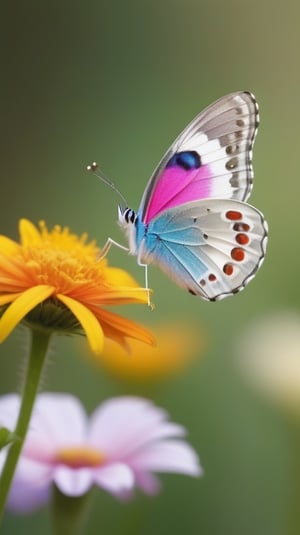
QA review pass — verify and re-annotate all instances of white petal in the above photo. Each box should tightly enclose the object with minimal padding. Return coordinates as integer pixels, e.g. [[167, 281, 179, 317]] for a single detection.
[[7, 478, 50, 514], [0, 439, 53, 514], [12, 457, 52, 485], [89, 397, 178, 457], [2, 458, 52, 513], [94, 463, 134, 497], [134, 470, 161, 495], [127, 422, 186, 449], [24, 393, 88, 456], [54, 466, 93, 496], [0, 394, 20, 429], [129, 440, 202, 476]]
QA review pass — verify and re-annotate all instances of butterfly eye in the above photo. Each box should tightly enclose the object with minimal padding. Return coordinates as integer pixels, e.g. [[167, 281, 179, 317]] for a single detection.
[[124, 209, 136, 224]]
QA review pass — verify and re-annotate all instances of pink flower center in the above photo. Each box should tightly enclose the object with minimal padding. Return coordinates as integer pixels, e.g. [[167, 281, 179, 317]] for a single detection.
[[55, 446, 105, 469]]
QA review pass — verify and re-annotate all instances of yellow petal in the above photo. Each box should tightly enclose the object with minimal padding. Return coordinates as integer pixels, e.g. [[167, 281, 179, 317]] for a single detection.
[[0, 280, 28, 293], [0, 285, 54, 343], [0, 253, 31, 282], [19, 219, 42, 247], [0, 236, 19, 256], [0, 293, 22, 306], [102, 266, 141, 288], [91, 305, 156, 346], [95, 287, 150, 305], [57, 294, 104, 354]]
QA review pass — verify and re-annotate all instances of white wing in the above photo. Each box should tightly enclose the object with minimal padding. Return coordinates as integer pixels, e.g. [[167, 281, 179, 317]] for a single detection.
[[139, 198, 267, 301], [139, 92, 259, 222]]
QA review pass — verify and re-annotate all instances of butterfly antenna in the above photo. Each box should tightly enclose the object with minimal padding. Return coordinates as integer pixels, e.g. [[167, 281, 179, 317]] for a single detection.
[[86, 162, 128, 207]]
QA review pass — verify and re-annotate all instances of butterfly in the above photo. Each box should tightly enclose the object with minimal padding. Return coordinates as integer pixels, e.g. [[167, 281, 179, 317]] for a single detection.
[[89, 91, 268, 302]]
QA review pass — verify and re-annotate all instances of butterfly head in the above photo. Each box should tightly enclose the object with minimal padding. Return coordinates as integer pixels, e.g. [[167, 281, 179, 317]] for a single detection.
[[118, 205, 138, 255]]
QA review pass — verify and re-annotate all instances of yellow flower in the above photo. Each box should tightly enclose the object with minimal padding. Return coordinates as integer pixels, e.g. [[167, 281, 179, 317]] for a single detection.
[[95, 322, 205, 382], [0, 219, 154, 354]]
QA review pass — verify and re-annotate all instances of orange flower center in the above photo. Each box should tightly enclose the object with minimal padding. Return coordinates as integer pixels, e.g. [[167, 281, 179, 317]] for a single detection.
[[55, 446, 105, 469], [18, 222, 106, 294], [24, 249, 103, 293]]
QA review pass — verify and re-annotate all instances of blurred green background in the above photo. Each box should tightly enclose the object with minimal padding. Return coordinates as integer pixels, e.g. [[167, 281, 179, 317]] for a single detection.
[[1, 1, 299, 533]]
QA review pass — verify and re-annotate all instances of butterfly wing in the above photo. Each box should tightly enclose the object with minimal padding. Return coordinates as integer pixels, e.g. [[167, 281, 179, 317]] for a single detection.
[[139, 92, 259, 225], [138, 199, 267, 301]]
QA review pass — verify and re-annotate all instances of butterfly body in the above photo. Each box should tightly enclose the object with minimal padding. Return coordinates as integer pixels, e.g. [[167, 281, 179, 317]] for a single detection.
[[117, 91, 268, 301]]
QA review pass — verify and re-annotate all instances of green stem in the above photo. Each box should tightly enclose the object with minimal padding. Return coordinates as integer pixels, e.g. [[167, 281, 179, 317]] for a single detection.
[[0, 328, 51, 520], [51, 485, 94, 535]]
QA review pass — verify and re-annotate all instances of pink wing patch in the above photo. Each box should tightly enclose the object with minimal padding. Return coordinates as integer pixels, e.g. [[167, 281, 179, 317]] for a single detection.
[[143, 164, 212, 224]]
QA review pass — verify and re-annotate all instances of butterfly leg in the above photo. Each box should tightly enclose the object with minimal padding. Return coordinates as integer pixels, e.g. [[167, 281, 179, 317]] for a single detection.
[[137, 253, 154, 309], [97, 237, 129, 260], [99, 239, 153, 308]]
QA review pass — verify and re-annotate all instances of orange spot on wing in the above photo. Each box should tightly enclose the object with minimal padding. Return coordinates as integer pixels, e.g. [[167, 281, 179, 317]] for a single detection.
[[236, 233, 249, 245], [225, 210, 242, 221], [231, 247, 245, 261], [223, 263, 234, 275], [233, 222, 250, 232]]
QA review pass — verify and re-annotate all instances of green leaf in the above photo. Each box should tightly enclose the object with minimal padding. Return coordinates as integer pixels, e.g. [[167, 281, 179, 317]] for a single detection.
[[0, 428, 19, 450]]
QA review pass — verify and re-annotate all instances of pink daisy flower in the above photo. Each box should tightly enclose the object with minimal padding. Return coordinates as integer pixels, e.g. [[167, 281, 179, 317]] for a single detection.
[[0, 393, 202, 513]]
